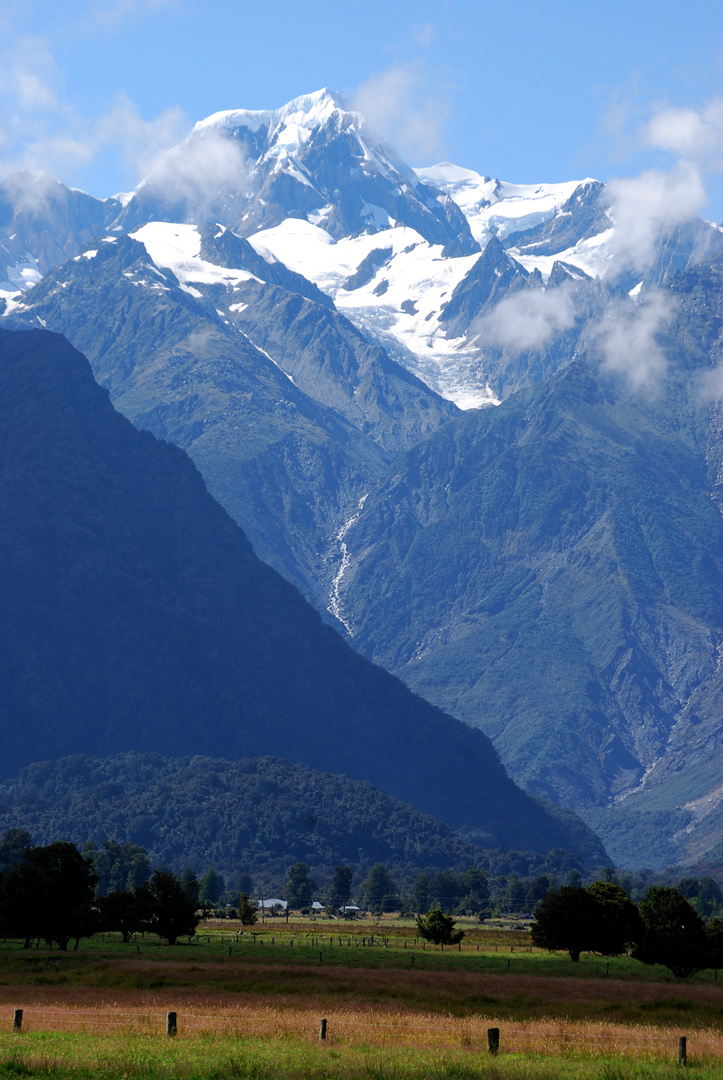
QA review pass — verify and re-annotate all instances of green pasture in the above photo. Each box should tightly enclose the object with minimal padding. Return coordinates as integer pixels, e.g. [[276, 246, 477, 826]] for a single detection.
[[1, 1031, 722, 1080], [1, 925, 722, 1077]]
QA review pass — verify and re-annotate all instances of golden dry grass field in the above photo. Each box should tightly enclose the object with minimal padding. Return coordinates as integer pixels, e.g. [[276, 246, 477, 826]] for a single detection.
[[0, 921, 721, 1078]]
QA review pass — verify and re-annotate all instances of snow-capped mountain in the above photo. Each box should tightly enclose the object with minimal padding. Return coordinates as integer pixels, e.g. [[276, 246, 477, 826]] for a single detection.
[[117, 89, 478, 257], [4, 88, 723, 870], [0, 172, 117, 301], [4, 90, 723, 410]]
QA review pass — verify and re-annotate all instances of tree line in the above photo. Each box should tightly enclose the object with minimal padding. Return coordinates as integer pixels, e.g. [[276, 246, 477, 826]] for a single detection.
[[531, 881, 723, 977], [0, 836, 200, 950]]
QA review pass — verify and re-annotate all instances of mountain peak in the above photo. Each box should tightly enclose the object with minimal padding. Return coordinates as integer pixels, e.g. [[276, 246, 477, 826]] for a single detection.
[[192, 88, 355, 138]]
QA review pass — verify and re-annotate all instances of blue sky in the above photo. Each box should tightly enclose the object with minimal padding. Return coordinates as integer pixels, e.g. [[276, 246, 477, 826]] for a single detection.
[[2, 0, 723, 218]]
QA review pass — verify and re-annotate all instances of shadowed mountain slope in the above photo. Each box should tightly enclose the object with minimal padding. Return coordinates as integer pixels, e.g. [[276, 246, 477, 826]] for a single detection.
[[0, 327, 605, 863]]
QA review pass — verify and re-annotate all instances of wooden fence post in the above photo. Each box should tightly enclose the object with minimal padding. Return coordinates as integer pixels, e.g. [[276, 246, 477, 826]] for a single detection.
[[319, 1018, 327, 1041], [678, 1035, 687, 1065], [487, 1028, 499, 1055], [12, 1009, 22, 1032], [167, 1012, 177, 1037]]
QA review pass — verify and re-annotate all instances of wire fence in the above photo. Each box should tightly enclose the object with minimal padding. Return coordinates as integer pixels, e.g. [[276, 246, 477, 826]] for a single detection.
[[6, 1007, 723, 1061]]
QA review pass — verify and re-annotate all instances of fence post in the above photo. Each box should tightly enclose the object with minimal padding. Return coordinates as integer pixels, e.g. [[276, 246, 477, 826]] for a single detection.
[[167, 1012, 177, 1037], [12, 1009, 22, 1032], [319, 1018, 327, 1041], [678, 1035, 686, 1065], [487, 1028, 499, 1055]]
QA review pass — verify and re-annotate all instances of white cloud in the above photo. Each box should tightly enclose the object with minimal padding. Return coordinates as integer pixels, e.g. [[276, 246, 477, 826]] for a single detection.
[[0, 4, 187, 193], [412, 23, 437, 48], [352, 64, 450, 163], [587, 290, 674, 390], [699, 359, 723, 400], [644, 98, 723, 172], [605, 162, 707, 275], [138, 127, 251, 221], [95, 95, 188, 184], [472, 284, 577, 352]]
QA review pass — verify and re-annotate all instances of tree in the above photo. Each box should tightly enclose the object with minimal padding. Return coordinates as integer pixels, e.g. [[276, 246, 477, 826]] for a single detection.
[[329, 865, 353, 909], [416, 908, 464, 945], [0, 829, 32, 874], [428, 870, 461, 912], [586, 881, 643, 956], [137, 868, 200, 945], [286, 862, 316, 909], [199, 868, 224, 905], [95, 890, 147, 942], [459, 868, 490, 913], [693, 877, 721, 917], [180, 866, 200, 906], [1, 842, 97, 950], [238, 893, 258, 926], [633, 887, 710, 978], [525, 875, 552, 907], [360, 864, 399, 914], [83, 840, 151, 896], [531, 886, 599, 962], [705, 917, 723, 970], [412, 874, 431, 914], [237, 872, 254, 896]]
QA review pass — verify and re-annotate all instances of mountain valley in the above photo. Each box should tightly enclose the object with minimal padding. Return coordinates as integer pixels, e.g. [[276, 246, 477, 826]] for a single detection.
[[2, 89, 723, 870]]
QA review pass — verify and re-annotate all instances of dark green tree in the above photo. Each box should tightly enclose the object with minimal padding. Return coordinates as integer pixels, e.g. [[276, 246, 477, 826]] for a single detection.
[[199, 868, 224, 905], [504, 873, 528, 911], [137, 868, 200, 945], [237, 873, 254, 896], [360, 864, 399, 913], [428, 870, 461, 911], [633, 887, 710, 978], [0, 829, 32, 874], [459, 868, 490, 912], [95, 890, 147, 942], [329, 865, 353, 909], [416, 907, 464, 945], [586, 881, 642, 956], [412, 874, 431, 914], [83, 840, 151, 896], [238, 893, 258, 926], [531, 886, 599, 962], [705, 917, 723, 970], [525, 875, 552, 907], [694, 877, 722, 917], [286, 862, 316, 909], [1, 842, 97, 951]]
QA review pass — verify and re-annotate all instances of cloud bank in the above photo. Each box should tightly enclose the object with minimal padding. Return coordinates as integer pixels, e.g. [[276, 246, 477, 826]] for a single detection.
[[139, 128, 251, 221], [0, 9, 188, 194], [472, 284, 577, 352], [352, 63, 451, 162], [587, 290, 674, 390]]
